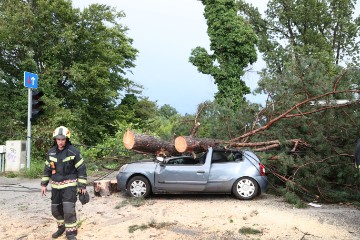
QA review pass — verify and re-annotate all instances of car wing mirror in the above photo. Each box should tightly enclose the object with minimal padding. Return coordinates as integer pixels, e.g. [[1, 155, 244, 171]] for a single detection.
[[156, 156, 164, 162]]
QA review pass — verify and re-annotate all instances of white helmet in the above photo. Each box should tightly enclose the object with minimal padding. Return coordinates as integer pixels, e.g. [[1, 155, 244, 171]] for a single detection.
[[53, 126, 71, 139]]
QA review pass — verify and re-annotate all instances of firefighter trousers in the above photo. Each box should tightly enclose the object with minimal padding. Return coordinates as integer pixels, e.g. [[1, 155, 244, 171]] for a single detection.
[[51, 186, 78, 236]]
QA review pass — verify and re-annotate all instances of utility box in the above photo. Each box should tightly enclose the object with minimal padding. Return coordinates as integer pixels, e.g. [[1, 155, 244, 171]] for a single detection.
[[0, 145, 5, 154], [5, 140, 27, 172]]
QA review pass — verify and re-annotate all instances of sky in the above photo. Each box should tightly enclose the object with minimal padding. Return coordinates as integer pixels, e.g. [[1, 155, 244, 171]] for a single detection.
[[72, 0, 359, 115], [72, 0, 269, 115]]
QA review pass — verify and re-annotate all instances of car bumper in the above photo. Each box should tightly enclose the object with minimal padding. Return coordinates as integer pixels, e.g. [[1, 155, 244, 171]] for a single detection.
[[254, 176, 268, 194], [116, 172, 131, 192]]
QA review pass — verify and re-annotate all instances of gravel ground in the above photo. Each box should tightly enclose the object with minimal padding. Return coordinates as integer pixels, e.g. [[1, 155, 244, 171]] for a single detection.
[[0, 176, 359, 240]]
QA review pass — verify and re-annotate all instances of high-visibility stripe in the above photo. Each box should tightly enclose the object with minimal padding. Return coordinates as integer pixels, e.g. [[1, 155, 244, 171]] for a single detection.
[[78, 178, 87, 184], [65, 222, 78, 228], [45, 160, 50, 166], [57, 220, 64, 224], [42, 176, 50, 182], [63, 156, 75, 162], [51, 182, 77, 189], [75, 159, 84, 168], [49, 156, 57, 162]]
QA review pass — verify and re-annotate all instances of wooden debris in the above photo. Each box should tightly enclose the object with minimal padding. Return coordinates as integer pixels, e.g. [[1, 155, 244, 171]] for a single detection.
[[93, 179, 120, 197], [93, 180, 111, 197], [110, 179, 119, 193]]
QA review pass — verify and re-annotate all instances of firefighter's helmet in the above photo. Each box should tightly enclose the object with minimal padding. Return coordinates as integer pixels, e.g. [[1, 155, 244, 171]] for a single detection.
[[53, 126, 71, 139]]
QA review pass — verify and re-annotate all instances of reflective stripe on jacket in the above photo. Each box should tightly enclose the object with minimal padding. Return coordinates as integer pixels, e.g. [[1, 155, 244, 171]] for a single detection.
[[41, 143, 87, 189]]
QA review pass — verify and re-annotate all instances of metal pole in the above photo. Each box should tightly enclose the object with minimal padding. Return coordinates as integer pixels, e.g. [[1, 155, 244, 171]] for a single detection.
[[27, 88, 32, 169], [0, 154, 4, 172]]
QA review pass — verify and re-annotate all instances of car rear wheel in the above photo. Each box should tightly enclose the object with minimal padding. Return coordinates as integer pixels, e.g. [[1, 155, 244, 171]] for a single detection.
[[127, 176, 151, 198], [232, 177, 259, 200]]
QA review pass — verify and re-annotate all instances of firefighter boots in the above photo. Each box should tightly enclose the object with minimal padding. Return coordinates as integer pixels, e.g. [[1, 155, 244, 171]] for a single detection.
[[52, 225, 65, 238], [67, 234, 77, 240]]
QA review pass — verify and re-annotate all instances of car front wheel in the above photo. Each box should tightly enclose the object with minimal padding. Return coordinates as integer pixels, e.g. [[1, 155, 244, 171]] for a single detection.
[[127, 176, 151, 198], [232, 177, 259, 200]]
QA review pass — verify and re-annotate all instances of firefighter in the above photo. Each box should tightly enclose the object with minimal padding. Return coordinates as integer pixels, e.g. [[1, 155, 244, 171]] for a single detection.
[[41, 126, 87, 240]]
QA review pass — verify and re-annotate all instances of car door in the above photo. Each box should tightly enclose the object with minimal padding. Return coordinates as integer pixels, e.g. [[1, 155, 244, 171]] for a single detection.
[[154, 155, 210, 192]]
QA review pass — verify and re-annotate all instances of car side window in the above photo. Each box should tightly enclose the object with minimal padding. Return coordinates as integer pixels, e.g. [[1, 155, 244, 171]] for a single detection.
[[167, 157, 199, 165], [167, 158, 183, 165], [211, 151, 240, 163], [195, 154, 206, 165], [211, 152, 228, 163]]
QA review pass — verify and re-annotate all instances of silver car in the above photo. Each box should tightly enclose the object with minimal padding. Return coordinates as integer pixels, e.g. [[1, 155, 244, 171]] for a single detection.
[[116, 147, 268, 200]]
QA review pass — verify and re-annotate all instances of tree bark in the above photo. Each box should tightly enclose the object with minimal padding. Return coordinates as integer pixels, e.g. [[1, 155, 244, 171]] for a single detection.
[[175, 136, 223, 153], [110, 179, 119, 193], [123, 130, 177, 156]]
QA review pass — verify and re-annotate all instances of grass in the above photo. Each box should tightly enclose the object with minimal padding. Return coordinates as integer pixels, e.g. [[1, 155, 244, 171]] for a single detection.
[[18, 204, 29, 211], [128, 219, 174, 233], [115, 197, 145, 209], [284, 191, 307, 208], [128, 197, 145, 207], [77, 218, 88, 228], [115, 200, 129, 209], [22, 162, 43, 178], [1, 161, 43, 179], [239, 227, 262, 235]]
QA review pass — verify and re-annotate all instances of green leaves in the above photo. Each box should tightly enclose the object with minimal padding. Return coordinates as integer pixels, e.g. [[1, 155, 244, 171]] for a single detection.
[[0, 0, 138, 145], [190, 0, 258, 109]]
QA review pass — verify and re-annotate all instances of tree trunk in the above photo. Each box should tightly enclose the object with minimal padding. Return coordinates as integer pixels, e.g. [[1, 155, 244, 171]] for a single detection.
[[110, 179, 119, 193], [174, 136, 222, 153], [123, 130, 177, 156]]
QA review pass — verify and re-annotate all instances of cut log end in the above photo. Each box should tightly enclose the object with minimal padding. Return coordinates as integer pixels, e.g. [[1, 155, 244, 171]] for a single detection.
[[93, 179, 119, 197], [175, 136, 187, 153], [123, 130, 135, 150]]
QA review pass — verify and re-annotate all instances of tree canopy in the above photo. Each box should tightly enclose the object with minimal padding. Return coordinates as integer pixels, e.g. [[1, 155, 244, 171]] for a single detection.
[[190, 0, 258, 108], [0, 0, 138, 145]]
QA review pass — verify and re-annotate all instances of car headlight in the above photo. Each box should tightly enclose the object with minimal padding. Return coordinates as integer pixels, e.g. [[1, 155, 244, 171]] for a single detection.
[[119, 164, 128, 173]]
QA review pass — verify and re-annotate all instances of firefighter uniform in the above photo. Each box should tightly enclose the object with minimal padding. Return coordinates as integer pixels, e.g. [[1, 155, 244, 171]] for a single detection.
[[41, 126, 87, 240]]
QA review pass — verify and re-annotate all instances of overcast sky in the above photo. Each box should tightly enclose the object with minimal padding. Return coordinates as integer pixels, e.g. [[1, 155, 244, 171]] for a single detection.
[[73, 0, 358, 115]]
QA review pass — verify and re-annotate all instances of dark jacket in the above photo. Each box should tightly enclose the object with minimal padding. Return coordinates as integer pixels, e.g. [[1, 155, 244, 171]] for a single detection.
[[41, 143, 87, 189]]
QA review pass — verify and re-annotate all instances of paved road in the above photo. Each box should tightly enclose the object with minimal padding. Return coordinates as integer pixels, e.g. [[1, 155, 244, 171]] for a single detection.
[[0, 177, 40, 200]]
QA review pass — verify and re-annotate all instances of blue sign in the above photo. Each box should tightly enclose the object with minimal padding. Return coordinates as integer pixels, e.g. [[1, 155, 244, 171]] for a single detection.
[[24, 72, 38, 89]]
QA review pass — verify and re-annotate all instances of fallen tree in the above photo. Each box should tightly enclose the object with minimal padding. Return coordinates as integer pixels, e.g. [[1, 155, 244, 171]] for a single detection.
[[174, 136, 223, 153], [123, 130, 177, 156]]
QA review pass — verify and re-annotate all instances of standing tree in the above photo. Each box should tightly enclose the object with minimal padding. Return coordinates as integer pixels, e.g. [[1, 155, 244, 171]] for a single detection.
[[189, 0, 258, 108], [0, 0, 138, 146]]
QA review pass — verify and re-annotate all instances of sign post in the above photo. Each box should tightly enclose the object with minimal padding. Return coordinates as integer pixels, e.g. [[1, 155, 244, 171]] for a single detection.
[[24, 71, 38, 170]]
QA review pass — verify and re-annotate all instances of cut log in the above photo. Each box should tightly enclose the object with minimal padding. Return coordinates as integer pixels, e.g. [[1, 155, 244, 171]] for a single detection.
[[110, 179, 120, 193], [93, 180, 111, 197], [123, 130, 177, 156], [175, 136, 222, 153]]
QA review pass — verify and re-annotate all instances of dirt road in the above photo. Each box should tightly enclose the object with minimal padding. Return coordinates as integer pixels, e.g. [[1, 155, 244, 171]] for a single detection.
[[0, 176, 359, 240]]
